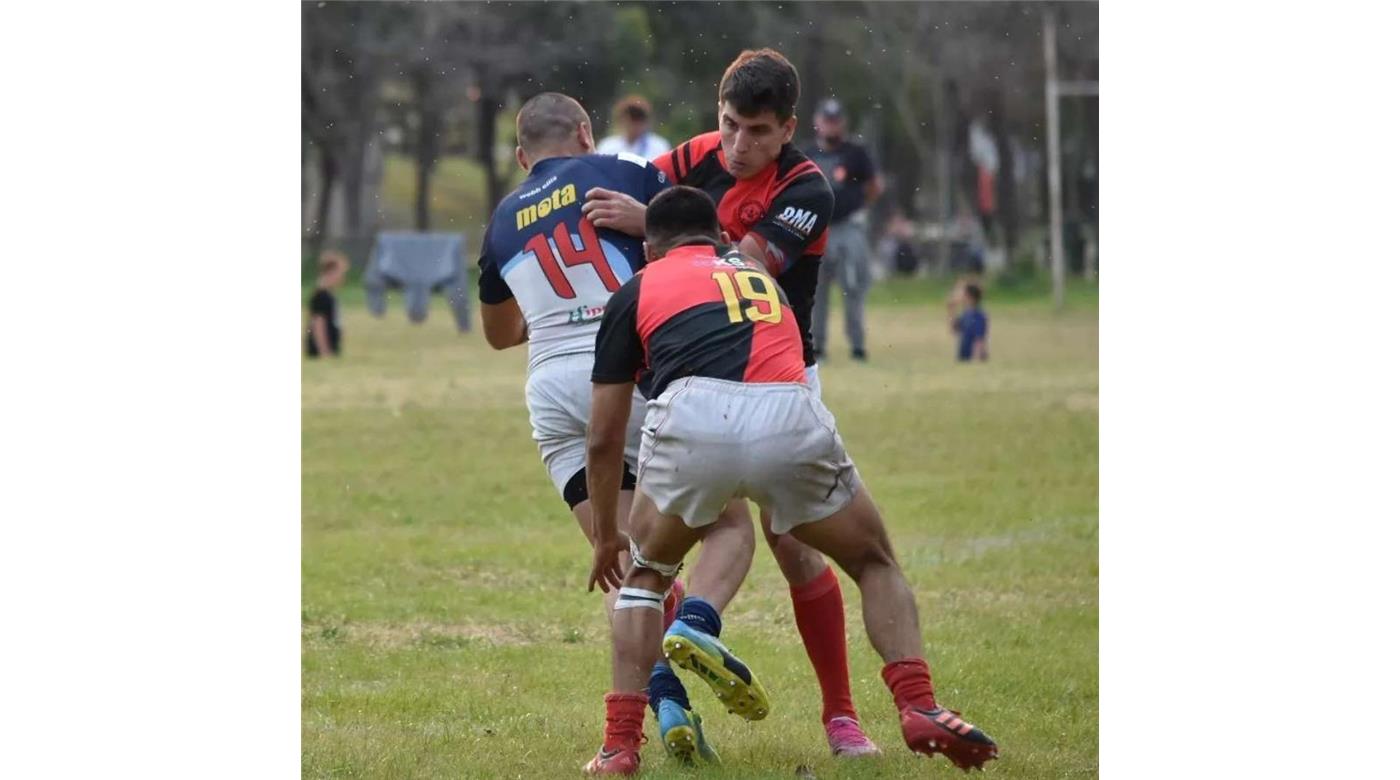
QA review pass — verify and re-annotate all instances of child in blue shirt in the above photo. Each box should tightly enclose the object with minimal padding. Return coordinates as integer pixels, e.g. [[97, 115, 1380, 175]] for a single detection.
[[953, 283, 989, 362]]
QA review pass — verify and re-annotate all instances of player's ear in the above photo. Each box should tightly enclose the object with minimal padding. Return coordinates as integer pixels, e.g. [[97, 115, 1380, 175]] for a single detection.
[[719, 230, 732, 245], [642, 241, 655, 263], [578, 121, 595, 153], [515, 146, 530, 172], [780, 115, 798, 145]]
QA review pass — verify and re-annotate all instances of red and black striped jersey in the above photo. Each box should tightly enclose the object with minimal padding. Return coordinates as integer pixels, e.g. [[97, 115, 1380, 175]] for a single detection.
[[591, 241, 806, 399], [653, 133, 834, 366]]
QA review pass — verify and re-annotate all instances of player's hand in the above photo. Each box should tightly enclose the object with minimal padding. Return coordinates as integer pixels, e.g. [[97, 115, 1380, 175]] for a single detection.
[[583, 188, 646, 237], [587, 532, 626, 593]]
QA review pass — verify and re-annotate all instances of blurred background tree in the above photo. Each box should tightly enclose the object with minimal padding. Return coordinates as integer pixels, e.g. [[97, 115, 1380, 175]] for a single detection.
[[302, 0, 1097, 281]]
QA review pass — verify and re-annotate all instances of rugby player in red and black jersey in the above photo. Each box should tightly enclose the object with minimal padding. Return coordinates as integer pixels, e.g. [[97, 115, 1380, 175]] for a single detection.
[[581, 186, 999, 775], [583, 48, 878, 757]]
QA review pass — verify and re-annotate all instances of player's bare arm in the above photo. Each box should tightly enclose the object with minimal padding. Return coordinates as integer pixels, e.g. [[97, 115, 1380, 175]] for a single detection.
[[480, 298, 528, 350], [585, 380, 634, 593], [736, 233, 787, 278], [582, 187, 647, 236]]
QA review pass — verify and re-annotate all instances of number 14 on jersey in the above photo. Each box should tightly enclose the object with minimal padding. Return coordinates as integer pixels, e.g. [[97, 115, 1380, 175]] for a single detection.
[[525, 217, 621, 299]]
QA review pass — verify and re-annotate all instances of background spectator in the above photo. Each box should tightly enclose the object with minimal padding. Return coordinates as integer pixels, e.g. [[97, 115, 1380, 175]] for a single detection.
[[595, 95, 670, 159], [306, 250, 348, 358], [805, 98, 883, 362], [953, 282, 989, 362], [879, 210, 921, 277]]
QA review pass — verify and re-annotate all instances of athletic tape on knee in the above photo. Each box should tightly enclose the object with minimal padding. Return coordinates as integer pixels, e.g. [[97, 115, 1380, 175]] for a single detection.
[[629, 537, 682, 578], [614, 587, 665, 612]]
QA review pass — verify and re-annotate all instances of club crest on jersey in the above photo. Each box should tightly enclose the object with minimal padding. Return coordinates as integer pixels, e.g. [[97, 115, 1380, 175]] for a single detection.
[[738, 200, 765, 226], [776, 205, 818, 236], [515, 183, 578, 230]]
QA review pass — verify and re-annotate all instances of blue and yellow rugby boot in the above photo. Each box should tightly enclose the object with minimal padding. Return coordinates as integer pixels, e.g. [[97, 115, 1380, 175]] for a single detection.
[[662, 598, 771, 721], [656, 698, 720, 764]]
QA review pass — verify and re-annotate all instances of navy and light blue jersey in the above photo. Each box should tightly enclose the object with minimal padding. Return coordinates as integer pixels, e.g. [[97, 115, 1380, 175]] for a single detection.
[[478, 153, 670, 372]]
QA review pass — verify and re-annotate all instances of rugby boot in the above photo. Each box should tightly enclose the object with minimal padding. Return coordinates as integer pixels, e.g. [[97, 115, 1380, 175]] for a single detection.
[[899, 705, 999, 770], [581, 746, 640, 776], [825, 715, 881, 758], [662, 620, 771, 721], [656, 698, 720, 764]]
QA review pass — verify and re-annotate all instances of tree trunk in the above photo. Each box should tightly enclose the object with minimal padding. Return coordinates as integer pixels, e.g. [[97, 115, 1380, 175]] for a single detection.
[[310, 146, 339, 259], [800, 12, 828, 124], [414, 155, 433, 232], [937, 78, 958, 273], [991, 90, 1019, 256], [413, 70, 442, 232], [477, 92, 503, 218], [342, 120, 368, 236]]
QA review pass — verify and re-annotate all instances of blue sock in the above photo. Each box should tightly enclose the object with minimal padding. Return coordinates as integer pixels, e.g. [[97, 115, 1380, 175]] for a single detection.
[[676, 596, 722, 638], [648, 661, 691, 714]]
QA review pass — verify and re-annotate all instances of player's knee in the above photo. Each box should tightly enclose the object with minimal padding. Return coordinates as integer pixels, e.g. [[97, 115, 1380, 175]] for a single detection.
[[837, 543, 896, 582], [769, 530, 814, 562], [621, 566, 668, 594]]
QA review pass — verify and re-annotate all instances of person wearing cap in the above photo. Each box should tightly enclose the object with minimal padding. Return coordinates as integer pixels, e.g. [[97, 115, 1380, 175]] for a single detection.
[[804, 98, 883, 362], [596, 95, 671, 160]]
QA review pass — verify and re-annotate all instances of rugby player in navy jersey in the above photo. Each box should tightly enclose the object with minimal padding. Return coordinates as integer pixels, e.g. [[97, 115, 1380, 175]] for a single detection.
[[476, 93, 756, 764], [581, 186, 998, 775], [583, 49, 880, 757]]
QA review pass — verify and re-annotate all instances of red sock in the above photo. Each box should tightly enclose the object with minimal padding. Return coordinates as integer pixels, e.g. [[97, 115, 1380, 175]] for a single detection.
[[881, 657, 937, 712], [790, 566, 858, 723], [601, 692, 647, 751]]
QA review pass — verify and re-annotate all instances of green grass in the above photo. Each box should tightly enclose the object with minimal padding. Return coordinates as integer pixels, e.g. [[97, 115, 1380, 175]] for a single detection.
[[302, 280, 1098, 778]]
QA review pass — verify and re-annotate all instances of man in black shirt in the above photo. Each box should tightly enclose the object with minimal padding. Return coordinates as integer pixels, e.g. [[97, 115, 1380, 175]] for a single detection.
[[804, 99, 883, 362], [306, 251, 347, 358]]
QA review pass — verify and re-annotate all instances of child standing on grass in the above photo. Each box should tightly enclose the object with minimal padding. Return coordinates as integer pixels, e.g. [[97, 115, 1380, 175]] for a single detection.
[[306, 250, 348, 359], [953, 283, 989, 362]]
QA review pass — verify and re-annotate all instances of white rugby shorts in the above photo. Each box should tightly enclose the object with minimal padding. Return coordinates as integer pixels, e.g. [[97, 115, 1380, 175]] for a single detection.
[[525, 353, 647, 496], [636, 375, 861, 534]]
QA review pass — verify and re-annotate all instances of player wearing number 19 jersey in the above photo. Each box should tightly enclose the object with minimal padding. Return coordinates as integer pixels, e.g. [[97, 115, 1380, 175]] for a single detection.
[[646, 49, 880, 756], [583, 187, 998, 775]]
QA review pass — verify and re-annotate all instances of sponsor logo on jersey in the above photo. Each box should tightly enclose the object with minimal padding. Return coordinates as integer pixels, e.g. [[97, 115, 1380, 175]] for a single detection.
[[776, 205, 818, 236], [515, 183, 578, 230], [567, 303, 607, 324]]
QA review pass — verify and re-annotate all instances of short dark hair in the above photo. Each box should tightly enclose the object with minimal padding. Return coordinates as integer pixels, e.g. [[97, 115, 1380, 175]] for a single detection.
[[645, 186, 721, 249], [516, 92, 589, 154], [718, 49, 800, 122], [965, 284, 983, 304], [614, 95, 651, 122]]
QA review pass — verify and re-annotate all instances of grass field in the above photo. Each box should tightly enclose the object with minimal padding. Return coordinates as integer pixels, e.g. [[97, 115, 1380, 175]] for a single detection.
[[302, 277, 1099, 778]]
